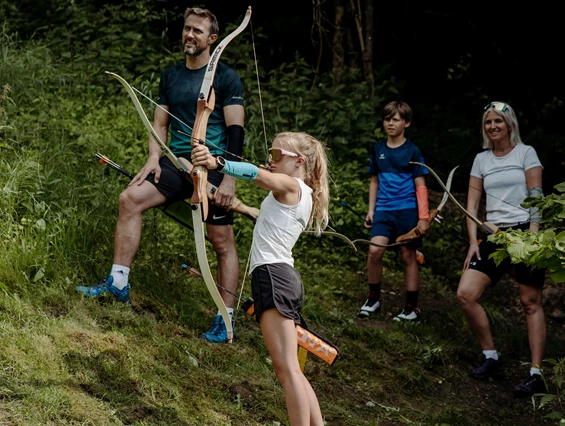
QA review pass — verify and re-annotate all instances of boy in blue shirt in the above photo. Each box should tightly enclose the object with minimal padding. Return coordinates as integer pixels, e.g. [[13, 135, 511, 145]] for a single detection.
[[359, 101, 430, 322]]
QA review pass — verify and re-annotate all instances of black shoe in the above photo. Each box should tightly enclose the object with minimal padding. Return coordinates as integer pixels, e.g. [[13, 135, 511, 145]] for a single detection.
[[469, 355, 503, 380], [512, 374, 547, 397]]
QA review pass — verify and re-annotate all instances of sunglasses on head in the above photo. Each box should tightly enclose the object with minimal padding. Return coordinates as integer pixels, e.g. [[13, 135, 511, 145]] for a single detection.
[[484, 102, 509, 112], [268, 148, 299, 162]]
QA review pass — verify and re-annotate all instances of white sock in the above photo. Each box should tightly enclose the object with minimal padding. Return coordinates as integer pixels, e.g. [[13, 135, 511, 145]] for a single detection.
[[219, 308, 234, 318], [110, 265, 130, 290], [483, 350, 498, 360], [530, 367, 541, 376]]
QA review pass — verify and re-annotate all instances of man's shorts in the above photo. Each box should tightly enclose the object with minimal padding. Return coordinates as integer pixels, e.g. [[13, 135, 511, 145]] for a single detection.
[[251, 263, 304, 325], [468, 223, 546, 287], [370, 207, 422, 248], [144, 156, 233, 226]]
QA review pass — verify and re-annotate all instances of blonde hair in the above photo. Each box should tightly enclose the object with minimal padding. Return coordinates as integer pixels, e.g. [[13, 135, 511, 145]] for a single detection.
[[481, 103, 524, 149], [272, 132, 330, 234]]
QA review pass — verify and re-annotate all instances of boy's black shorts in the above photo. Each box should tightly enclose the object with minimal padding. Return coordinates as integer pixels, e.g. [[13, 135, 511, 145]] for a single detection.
[[370, 207, 422, 248], [144, 156, 233, 226], [251, 263, 304, 325], [467, 223, 546, 287]]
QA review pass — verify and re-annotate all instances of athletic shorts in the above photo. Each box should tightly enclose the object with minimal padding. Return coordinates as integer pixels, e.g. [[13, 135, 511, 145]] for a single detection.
[[370, 207, 422, 248], [251, 263, 304, 325], [468, 223, 546, 287], [145, 156, 233, 226]]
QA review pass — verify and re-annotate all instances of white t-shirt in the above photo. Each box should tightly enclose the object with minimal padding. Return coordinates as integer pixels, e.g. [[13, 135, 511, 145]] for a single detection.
[[470, 143, 542, 226], [250, 178, 313, 273]]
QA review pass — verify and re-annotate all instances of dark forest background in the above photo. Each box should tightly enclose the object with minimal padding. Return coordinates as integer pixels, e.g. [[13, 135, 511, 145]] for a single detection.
[[2, 0, 563, 192]]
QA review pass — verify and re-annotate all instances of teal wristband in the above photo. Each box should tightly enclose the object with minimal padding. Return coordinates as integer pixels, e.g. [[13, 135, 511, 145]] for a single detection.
[[222, 160, 259, 181]]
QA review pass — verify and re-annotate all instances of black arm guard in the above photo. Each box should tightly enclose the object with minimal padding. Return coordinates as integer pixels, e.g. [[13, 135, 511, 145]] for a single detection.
[[225, 124, 245, 162]]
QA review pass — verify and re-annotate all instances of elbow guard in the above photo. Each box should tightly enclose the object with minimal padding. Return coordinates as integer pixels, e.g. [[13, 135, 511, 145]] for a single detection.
[[226, 124, 245, 161], [528, 187, 544, 222]]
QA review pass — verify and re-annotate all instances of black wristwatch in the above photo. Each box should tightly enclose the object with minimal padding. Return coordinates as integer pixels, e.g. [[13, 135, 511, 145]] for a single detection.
[[216, 156, 226, 172]]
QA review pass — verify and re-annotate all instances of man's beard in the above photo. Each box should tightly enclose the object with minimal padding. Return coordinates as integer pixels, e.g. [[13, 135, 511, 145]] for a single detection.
[[184, 44, 206, 58]]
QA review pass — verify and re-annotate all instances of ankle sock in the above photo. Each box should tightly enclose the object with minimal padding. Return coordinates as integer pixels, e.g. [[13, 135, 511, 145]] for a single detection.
[[110, 265, 130, 290], [218, 308, 234, 319], [483, 349, 498, 360], [530, 367, 541, 376]]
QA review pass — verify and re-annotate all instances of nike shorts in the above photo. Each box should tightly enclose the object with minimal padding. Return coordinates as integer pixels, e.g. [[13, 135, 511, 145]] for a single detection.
[[370, 207, 422, 248], [251, 263, 304, 325], [145, 156, 233, 226], [467, 223, 546, 287]]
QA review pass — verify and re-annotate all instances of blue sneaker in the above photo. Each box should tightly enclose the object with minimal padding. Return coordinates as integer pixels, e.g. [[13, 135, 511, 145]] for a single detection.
[[200, 314, 234, 343], [76, 275, 130, 303]]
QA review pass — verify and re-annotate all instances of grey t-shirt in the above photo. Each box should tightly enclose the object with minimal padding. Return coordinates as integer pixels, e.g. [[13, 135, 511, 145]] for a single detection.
[[470, 144, 542, 226]]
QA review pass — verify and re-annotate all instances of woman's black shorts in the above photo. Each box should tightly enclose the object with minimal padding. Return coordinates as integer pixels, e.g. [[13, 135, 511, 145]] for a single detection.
[[468, 223, 546, 287]]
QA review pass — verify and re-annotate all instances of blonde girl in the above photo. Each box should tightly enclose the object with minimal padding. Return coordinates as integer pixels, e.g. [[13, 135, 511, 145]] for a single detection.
[[192, 131, 329, 426]]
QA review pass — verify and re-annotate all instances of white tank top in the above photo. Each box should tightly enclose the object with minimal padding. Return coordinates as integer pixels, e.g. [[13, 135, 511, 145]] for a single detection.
[[250, 178, 313, 272]]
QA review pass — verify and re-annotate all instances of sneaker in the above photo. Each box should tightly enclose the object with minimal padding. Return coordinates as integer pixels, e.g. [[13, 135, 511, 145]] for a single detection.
[[76, 275, 130, 303], [200, 314, 235, 343], [512, 373, 547, 397], [469, 355, 503, 380], [393, 307, 421, 322], [358, 293, 382, 318]]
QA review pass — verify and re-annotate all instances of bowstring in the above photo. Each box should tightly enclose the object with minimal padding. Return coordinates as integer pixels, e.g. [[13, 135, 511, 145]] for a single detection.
[[250, 18, 270, 163]]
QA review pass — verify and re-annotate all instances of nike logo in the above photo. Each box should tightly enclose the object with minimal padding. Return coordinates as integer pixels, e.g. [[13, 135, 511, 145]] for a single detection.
[[212, 214, 226, 220]]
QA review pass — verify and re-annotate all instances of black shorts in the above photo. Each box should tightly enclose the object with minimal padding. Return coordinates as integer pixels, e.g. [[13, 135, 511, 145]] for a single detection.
[[468, 223, 546, 287], [145, 156, 233, 226], [251, 263, 304, 325]]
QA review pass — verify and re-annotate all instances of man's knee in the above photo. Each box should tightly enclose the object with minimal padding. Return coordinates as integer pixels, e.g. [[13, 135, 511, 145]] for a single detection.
[[207, 226, 235, 254], [118, 186, 157, 215]]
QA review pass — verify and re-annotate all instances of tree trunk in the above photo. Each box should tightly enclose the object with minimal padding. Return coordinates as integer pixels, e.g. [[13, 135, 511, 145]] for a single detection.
[[332, 0, 346, 85], [362, 0, 375, 93]]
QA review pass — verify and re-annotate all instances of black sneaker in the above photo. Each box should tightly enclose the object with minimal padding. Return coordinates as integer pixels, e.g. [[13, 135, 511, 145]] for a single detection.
[[469, 355, 503, 380], [358, 292, 382, 318], [512, 374, 547, 397]]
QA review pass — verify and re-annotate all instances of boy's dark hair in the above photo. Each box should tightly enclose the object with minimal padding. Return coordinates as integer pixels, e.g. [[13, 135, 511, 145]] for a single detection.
[[184, 8, 219, 36], [382, 101, 412, 123]]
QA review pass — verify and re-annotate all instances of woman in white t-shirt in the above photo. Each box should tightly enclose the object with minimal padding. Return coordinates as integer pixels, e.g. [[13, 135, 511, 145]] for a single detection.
[[192, 132, 329, 426], [456, 102, 546, 397]]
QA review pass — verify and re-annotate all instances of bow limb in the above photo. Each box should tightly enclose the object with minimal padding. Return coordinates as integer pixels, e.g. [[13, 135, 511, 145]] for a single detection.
[[191, 7, 252, 221], [105, 71, 188, 174], [192, 206, 233, 343], [395, 165, 458, 243], [410, 162, 498, 234], [351, 239, 408, 249], [302, 230, 358, 252]]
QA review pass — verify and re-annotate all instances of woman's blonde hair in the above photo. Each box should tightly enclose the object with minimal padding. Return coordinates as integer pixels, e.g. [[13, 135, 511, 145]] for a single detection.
[[272, 132, 330, 234], [481, 102, 524, 149]]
